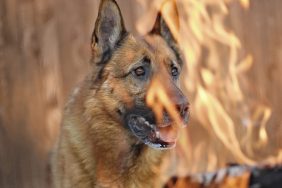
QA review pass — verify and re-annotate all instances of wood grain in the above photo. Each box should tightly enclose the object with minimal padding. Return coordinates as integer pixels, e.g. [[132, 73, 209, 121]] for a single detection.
[[0, 0, 282, 187]]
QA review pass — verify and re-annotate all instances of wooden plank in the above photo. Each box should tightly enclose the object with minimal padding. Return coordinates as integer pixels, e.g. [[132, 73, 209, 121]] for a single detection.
[[0, 0, 282, 187]]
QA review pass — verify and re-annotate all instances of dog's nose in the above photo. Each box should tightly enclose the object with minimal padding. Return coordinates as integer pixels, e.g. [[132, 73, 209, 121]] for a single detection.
[[176, 102, 189, 118], [166, 85, 189, 122]]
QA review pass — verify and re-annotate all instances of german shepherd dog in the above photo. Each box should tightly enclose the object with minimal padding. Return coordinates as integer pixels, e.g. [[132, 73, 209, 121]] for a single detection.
[[51, 0, 189, 187]]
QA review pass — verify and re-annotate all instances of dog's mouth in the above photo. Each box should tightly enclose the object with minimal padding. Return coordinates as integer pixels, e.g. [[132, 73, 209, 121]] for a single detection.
[[127, 115, 178, 149], [124, 107, 188, 149]]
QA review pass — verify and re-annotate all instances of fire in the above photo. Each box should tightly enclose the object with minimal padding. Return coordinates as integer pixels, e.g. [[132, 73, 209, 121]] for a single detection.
[[137, 0, 281, 178], [146, 66, 183, 129], [239, 0, 250, 9]]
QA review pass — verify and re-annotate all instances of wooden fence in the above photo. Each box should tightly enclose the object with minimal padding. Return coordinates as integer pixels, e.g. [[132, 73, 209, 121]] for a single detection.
[[0, 0, 281, 187]]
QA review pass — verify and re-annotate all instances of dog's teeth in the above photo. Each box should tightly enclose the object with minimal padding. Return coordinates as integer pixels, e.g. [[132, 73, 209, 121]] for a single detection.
[[145, 121, 154, 129], [137, 117, 145, 122], [155, 131, 160, 139]]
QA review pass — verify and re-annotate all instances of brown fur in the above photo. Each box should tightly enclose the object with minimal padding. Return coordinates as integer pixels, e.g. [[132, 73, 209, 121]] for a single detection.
[[51, 0, 187, 187]]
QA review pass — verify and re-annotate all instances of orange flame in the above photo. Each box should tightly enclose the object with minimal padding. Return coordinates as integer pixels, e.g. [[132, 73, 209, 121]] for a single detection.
[[146, 76, 183, 128], [145, 58, 185, 128], [137, 0, 281, 178], [239, 0, 250, 9]]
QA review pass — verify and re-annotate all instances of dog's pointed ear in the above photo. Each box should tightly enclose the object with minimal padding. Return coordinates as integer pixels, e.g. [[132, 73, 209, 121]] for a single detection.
[[91, 0, 126, 64], [150, 13, 173, 44], [151, 0, 179, 42], [150, 1, 183, 65], [151, 0, 180, 43]]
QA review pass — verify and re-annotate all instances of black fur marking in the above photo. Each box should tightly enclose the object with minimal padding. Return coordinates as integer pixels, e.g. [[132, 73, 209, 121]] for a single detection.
[[150, 13, 162, 35], [98, 31, 128, 65], [130, 144, 144, 159], [117, 109, 122, 116], [123, 106, 176, 149], [91, 32, 129, 86], [123, 106, 156, 130], [170, 44, 183, 67]]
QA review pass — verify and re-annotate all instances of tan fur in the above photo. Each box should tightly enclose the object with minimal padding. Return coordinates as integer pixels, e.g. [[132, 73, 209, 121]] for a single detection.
[[51, 0, 185, 187], [51, 35, 178, 188]]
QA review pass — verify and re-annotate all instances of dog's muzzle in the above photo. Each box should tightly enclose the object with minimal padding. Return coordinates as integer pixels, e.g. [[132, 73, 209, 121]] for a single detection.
[[123, 106, 189, 149]]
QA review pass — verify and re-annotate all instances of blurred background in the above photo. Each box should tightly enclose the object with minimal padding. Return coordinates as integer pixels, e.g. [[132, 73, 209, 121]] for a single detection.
[[0, 0, 282, 187]]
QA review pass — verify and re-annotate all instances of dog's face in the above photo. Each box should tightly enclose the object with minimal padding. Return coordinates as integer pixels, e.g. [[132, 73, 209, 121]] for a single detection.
[[91, 0, 189, 149]]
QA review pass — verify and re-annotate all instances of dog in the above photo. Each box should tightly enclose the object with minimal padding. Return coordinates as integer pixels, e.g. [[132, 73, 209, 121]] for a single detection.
[[51, 0, 189, 187]]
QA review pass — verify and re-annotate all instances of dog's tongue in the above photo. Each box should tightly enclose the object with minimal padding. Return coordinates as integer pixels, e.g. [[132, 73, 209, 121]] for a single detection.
[[158, 125, 179, 143]]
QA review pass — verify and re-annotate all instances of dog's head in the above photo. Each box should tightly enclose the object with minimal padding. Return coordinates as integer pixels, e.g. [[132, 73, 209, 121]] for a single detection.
[[90, 0, 189, 149]]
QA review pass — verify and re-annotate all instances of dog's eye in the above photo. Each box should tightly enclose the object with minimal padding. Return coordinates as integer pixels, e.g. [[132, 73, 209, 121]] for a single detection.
[[134, 66, 146, 77], [171, 67, 179, 77]]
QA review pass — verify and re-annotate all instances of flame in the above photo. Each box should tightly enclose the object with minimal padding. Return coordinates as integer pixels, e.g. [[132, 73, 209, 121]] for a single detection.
[[146, 67, 183, 128], [239, 0, 250, 9], [137, 0, 281, 178]]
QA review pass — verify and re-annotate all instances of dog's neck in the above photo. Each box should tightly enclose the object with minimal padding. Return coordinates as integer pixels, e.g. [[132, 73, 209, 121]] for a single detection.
[[88, 114, 167, 187], [93, 138, 166, 187]]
